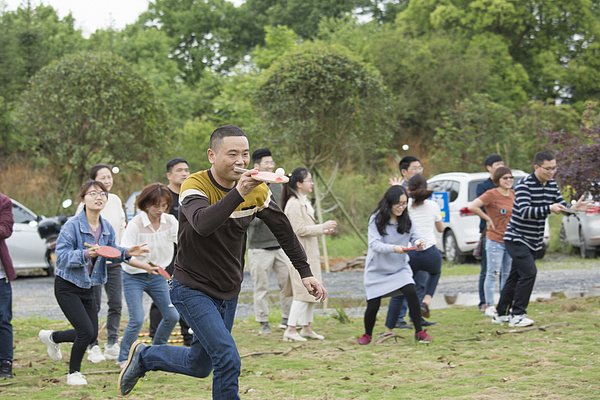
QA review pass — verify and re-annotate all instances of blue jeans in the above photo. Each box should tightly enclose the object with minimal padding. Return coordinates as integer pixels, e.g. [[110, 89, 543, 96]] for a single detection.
[[138, 278, 241, 400], [479, 241, 487, 307], [484, 239, 512, 306], [396, 246, 442, 320], [0, 279, 13, 361], [119, 273, 179, 362]]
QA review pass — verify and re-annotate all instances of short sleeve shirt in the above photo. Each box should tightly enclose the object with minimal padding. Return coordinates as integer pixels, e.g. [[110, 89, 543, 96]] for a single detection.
[[478, 188, 515, 242]]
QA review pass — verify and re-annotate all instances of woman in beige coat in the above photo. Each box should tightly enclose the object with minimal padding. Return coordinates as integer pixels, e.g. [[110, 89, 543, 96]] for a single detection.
[[281, 167, 337, 341]]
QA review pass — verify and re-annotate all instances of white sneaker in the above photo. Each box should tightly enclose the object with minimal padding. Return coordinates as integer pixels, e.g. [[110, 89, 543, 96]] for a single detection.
[[66, 371, 88, 385], [39, 330, 62, 361], [509, 314, 534, 327], [87, 345, 106, 363], [484, 305, 497, 318], [491, 314, 509, 324], [104, 343, 120, 360]]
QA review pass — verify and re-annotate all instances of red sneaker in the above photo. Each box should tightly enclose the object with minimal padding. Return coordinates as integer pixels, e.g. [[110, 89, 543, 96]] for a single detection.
[[415, 330, 433, 343], [357, 334, 372, 345]]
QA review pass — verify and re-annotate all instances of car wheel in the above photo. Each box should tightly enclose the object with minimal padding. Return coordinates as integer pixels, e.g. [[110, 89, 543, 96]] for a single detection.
[[579, 227, 596, 258], [444, 230, 466, 264]]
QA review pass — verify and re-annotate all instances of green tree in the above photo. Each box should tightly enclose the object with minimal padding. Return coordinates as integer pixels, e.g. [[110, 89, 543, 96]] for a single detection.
[[0, 2, 85, 155], [396, 0, 600, 103], [17, 52, 172, 183], [430, 94, 580, 174], [245, 0, 370, 40], [256, 42, 393, 168], [144, 0, 258, 82]]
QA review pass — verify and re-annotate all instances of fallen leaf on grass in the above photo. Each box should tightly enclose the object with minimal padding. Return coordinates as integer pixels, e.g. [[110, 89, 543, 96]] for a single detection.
[[340, 376, 351, 380], [447, 362, 456, 368]]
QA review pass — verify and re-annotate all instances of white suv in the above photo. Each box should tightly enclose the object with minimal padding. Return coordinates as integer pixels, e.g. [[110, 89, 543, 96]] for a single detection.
[[427, 171, 550, 263]]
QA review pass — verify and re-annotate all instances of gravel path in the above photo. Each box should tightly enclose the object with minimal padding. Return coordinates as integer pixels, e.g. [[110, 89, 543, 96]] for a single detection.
[[12, 265, 600, 322]]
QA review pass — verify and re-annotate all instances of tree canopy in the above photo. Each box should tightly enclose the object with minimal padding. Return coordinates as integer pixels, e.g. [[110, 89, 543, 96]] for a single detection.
[[256, 43, 394, 168], [17, 51, 172, 183]]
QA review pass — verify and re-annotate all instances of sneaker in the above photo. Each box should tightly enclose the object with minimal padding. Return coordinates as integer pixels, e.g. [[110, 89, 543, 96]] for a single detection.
[[357, 334, 372, 345], [415, 330, 433, 343], [119, 360, 127, 369], [39, 330, 62, 361], [420, 303, 430, 318], [87, 345, 106, 363], [484, 305, 497, 318], [421, 319, 437, 327], [66, 371, 87, 385], [104, 343, 120, 360], [259, 322, 271, 335], [118, 340, 147, 396], [491, 314, 509, 324], [0, 360, 13, 378], [509, 314, 534, 327], [395, 320, 412, 329]]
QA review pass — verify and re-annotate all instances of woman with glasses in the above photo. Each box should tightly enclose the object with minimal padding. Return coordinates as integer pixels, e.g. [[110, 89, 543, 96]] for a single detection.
[[39, 181, 148, 386], [280, 167, 337, 342], [357, 185, 433, 345], [468, 166, 515, 317], [76, 163, 127, 363]]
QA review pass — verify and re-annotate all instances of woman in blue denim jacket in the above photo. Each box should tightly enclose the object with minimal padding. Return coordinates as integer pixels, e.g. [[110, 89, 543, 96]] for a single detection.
[[38, 181, 148, 386]]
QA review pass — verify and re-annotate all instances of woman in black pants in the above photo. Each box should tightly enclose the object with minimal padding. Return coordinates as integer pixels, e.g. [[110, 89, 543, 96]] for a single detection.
[[38, 181, 147, 386]]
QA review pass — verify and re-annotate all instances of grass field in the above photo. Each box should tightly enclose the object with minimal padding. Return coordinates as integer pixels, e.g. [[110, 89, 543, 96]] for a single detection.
[[2, 294, 599, 399]]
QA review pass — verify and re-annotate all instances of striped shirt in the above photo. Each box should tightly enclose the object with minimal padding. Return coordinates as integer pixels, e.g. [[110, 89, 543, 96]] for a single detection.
[[504, 172, 566, 250]]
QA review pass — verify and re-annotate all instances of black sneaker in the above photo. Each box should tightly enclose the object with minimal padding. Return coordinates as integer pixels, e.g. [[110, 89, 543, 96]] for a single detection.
[[395, 320, 412, 329], [0, 360, 13, 378], [118, 340, 147, 395], [421, 319, 437, 327]]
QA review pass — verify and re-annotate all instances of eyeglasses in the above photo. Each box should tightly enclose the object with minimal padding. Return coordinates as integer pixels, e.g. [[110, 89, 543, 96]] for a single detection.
[[500, 176, 514, 180], [408, 166, 423, 172], [303, 179, 313, 184], [393, 202, 408, 208], [85, 191, 108, 199], [539, 166, 558, 172]]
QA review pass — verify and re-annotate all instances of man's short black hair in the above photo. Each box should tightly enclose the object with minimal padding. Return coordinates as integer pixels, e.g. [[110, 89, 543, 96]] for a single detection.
[[398, 156, 420, 174], [252, 148, 272, 165], [209, 125, 247, 150], [166, 157, 188, 173], [534, 151, 555, 166], [484, 153, 503, 167]]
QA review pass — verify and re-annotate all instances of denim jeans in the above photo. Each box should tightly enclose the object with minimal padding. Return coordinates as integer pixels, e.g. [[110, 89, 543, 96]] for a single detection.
[[484, 239, 512, 306], [479, 243, 488, 307], [118, 272, 179, 362], [138, 278, 241, 400], [396, 246, 442, 320], [497, 241, 538, 316], [0, 279, 13, 361], [92, 262, 122, 345]]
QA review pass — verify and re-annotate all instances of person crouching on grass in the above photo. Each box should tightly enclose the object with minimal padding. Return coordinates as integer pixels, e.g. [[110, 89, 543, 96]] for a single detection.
[[357, 185, 433, 345], [38, 181, 148, 386]]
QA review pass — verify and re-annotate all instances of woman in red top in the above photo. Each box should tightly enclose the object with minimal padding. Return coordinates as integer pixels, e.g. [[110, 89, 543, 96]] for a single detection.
[[468, 166, 515, 317]]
